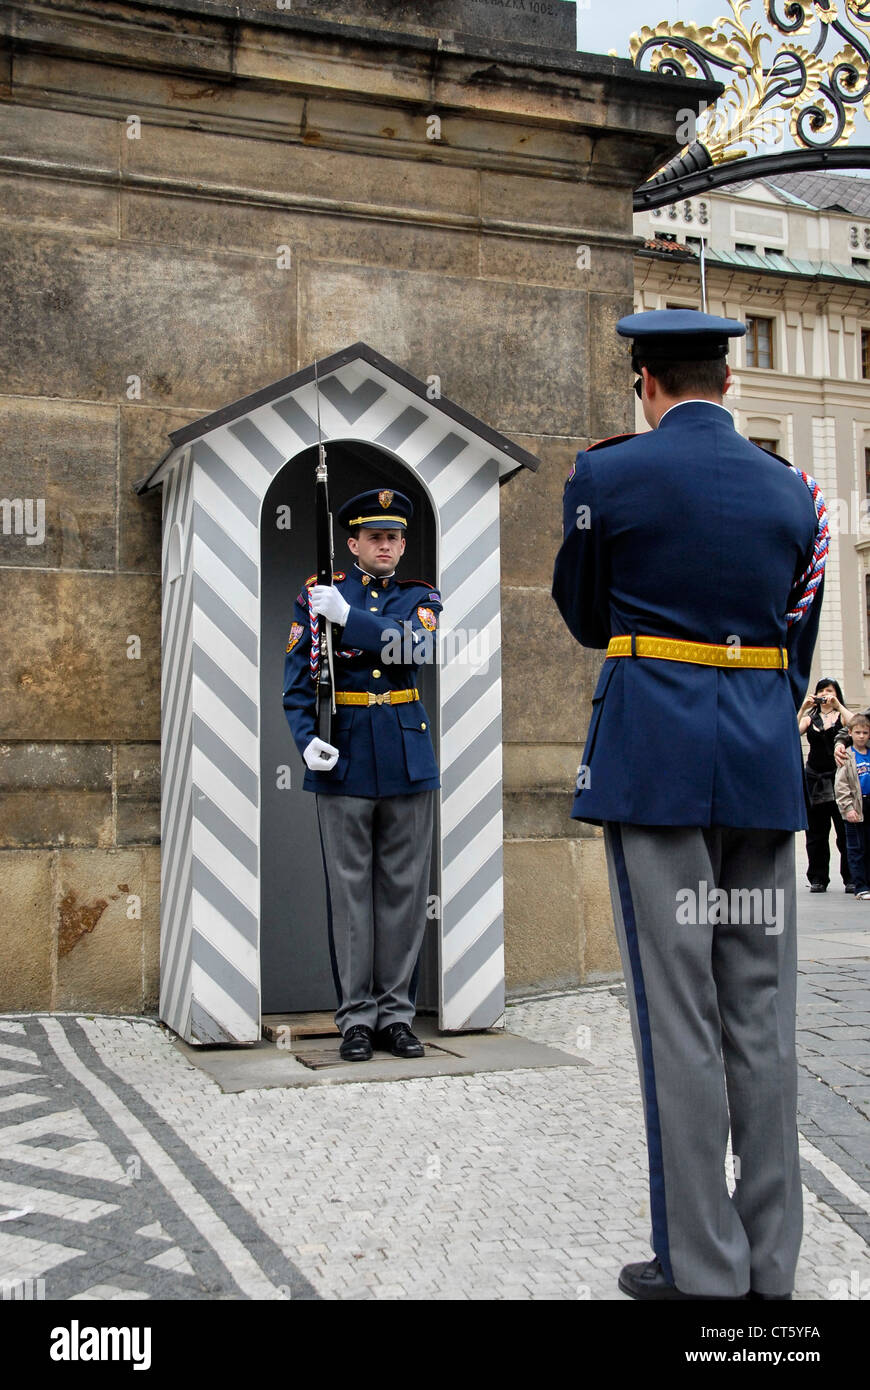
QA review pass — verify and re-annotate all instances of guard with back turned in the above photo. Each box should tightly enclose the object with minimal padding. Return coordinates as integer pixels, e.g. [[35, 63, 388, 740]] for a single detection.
[[552, 309, 827, 1300], [282, 488, 441, 1061]]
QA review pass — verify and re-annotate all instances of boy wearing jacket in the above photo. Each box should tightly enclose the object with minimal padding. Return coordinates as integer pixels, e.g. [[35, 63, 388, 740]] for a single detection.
[[834, 712, 870, 899]]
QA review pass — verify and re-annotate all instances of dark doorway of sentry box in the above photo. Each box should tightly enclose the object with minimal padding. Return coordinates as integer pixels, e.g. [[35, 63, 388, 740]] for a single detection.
[[260, 441, 440, 1017]]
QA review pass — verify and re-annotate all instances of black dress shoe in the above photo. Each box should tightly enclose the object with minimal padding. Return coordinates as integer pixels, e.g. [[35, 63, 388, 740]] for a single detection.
[[749, 1289, 792, 1300], [374, 1022, 425, 1058], [618, 1258, 748, 1301], [845, 883, 856, 894], [809, 883, 827, 893], [339, 1024, 373, 1061]]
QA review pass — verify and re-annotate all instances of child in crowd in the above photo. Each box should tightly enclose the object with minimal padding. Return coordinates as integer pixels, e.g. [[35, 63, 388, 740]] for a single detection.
[[834, 712, 870, 899]]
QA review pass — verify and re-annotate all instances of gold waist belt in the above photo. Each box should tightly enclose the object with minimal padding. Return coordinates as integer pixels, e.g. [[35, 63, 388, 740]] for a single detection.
[[334, 689, 420, 706], [606, 635, 788, 670]]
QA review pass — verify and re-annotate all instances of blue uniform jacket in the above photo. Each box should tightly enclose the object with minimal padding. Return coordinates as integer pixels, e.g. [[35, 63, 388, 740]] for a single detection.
[[551, 401, 823, 830], [282, 564, 441, 797]]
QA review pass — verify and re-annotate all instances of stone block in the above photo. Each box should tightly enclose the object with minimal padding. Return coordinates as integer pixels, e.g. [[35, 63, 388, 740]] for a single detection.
[[480, 171, 632, 233], [0, 851, 53, 1009], [0, 395, 117, 570], [504, 838, 583, 993], [0, 744, 113, 848], [281, 0, 578, 50], [576, 836, 620, 979], [500, 435, 588, 588], [117, 743, 161, 846], [0, 572, 160, 741], [54, 848, 151, 1013], [503, 741, 583, 792], [299, 263, 588, 436], [305, 95, 592, 171], [15, 50, 301, 135], [480, 233, 634, 294], [9, 4, 234, 80], [501, 587, 604, 743], [0, 101, 119, 174], [0, 225, 294, 407], [123, 121, 479, 219], [0, 171, 118, 236], [121, 189, 477, 277], [504, 790, 584, 840], [588, 291, 636, 441], [121, 404, 200, 572]]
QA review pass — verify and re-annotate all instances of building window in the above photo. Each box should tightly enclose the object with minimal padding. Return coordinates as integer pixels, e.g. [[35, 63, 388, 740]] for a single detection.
[[750, 437, 779, 454], [745, 316, 774, 369], [862, 330, 870, 379], [864, 446, 870, 497], [685, 236, 702, 252], [854, 257, 870, 268], [735, 242, 757, 254], [866, 575, 870, 669]]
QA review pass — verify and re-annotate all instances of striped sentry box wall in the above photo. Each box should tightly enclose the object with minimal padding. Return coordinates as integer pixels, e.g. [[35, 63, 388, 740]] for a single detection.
[[136, 345, 539, 1043]]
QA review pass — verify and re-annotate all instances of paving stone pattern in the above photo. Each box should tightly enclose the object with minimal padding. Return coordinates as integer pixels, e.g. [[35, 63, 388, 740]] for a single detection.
[[1, 963, 866, 1299]]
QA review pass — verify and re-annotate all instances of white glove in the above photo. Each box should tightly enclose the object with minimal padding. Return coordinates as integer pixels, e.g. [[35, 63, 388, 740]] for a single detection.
[[303, 737, 339, 771], [310, 585, 350, 625]]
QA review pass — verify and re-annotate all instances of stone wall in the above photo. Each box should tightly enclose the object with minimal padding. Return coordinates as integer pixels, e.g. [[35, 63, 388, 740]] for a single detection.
[[0, 1, 715, 1012]]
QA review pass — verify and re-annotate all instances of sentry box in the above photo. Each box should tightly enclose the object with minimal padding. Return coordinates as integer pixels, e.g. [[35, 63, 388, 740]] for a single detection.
[[134, 344, 539, 1044]]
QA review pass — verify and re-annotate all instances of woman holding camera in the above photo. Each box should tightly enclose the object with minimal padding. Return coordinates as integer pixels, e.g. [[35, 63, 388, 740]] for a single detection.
[[798, 677, 855, 892]]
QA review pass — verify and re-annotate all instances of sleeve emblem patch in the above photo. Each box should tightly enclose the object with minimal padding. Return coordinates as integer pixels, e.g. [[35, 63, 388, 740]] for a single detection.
[[286, 621, 305, 653], [417, 605, 437, 631]]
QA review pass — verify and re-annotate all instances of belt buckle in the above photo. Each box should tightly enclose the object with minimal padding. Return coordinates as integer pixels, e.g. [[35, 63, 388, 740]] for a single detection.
[[368, 691, 387, 706]]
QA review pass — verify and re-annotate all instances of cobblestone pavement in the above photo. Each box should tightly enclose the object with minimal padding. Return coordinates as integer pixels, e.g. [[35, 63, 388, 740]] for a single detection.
[[1, 882, 868, 1301]]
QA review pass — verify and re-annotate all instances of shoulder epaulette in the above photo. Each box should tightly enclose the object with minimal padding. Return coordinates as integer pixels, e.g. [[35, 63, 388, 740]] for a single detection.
[[753, 442, 792, 467], [587, 432, 637, 453]]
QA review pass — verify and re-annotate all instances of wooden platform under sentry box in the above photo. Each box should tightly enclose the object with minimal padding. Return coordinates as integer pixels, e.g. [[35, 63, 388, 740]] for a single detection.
[[261, 1012, 339, 1043]]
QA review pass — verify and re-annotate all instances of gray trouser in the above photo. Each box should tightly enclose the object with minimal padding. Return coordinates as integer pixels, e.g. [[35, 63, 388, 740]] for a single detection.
[[604, 822, 802, 1297], [316, 791, 435, 1034]]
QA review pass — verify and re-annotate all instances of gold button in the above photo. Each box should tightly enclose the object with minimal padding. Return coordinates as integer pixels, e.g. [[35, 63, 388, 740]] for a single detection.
[[370, 606, 378, 611], [421, 722, 427, 730], [372, 669, 381, 678]]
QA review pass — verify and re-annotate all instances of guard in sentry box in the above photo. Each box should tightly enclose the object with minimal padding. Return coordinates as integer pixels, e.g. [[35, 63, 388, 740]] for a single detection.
[[282, 488, 441, 1063], [552, 309, 827, 1301]]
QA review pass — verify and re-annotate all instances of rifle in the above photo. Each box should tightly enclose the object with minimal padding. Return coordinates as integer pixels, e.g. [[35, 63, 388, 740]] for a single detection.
[[313, 358, 336, 744]]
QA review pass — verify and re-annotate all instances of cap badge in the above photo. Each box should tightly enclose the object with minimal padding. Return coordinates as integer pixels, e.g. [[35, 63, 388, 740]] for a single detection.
[[379, 489, 394, 509]]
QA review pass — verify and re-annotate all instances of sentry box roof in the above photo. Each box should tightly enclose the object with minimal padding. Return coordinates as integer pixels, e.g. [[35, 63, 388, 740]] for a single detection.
[[134, 341, 540, 495]]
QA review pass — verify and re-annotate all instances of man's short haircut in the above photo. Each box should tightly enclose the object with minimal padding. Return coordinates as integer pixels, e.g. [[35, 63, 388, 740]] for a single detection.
[[639, 356, 728, 398]]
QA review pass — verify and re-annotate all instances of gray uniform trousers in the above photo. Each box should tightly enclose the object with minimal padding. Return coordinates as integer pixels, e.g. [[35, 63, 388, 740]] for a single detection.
[[603, 821, 802, 1298], [316, 790, 435, 1034]]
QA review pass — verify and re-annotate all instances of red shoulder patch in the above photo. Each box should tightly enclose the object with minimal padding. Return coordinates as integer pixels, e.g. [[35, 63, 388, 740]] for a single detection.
[[587, 433, 637, 453]]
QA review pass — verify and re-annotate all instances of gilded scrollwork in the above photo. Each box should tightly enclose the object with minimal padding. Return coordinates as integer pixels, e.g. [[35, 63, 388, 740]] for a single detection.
[[631, 0, 870, 164]]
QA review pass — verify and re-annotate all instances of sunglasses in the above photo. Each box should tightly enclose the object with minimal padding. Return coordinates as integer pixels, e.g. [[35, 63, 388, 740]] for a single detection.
[[634, 377, 643, 400]]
